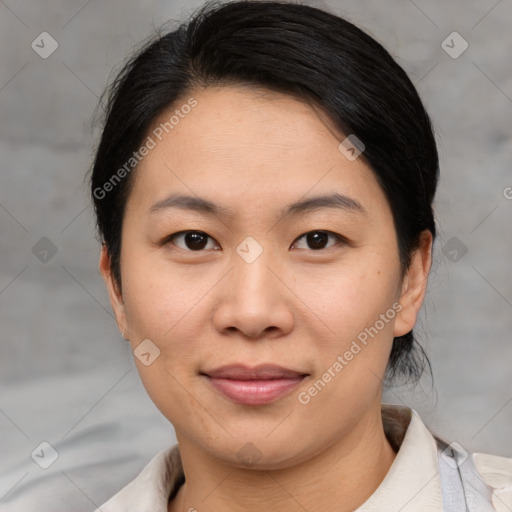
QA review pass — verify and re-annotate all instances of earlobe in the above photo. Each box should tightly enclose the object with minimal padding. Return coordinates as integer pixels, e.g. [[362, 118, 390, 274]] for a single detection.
[[99, 244, 129, 338], [393, 231, 433, 337]]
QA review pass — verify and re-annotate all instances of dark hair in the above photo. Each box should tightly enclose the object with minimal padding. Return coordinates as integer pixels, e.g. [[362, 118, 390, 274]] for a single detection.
[[89, 0, 438, 385]]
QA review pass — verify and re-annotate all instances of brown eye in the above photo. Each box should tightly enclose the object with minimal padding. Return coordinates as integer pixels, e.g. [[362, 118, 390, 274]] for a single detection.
[[292, 230, 344, 250], [166, 231, 219, 251]]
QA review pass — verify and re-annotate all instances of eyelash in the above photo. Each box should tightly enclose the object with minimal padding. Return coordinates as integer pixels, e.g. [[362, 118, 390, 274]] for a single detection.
[[162, 230, 347, 252]]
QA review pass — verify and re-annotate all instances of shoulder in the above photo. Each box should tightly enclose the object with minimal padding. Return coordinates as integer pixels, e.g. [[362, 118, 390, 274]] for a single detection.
[[392, 405, 512, 511], [472, 451, 512, 512], [96, 444, 183, 512]]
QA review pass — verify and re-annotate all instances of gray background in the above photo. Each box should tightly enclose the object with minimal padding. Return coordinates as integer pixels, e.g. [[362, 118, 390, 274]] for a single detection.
[[1, 0, 511, 510]]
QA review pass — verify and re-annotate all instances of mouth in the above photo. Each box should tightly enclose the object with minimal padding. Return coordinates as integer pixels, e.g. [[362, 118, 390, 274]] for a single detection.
[[200, 364, 309, 406]]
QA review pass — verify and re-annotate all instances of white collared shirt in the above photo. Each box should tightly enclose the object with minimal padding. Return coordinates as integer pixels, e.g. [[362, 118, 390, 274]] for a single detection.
[[97, 404, 512, 511]]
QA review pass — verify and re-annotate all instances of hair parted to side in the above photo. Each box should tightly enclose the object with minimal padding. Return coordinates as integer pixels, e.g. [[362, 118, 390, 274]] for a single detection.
[[88, 0, 439, 386]]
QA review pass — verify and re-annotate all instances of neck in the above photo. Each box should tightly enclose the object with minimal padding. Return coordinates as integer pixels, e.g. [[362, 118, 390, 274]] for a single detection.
[[169, 403, 396, 512]]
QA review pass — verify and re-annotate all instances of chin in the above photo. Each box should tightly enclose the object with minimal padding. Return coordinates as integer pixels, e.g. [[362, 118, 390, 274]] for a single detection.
[[193, 430, 314, 471]]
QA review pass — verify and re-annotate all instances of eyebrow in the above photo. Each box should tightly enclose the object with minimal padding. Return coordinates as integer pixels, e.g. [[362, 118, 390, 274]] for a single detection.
[[149, 192, 365, 220]]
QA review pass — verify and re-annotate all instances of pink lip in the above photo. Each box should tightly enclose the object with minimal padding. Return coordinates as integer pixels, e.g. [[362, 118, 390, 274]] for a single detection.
[[202, 364, 308, 405]]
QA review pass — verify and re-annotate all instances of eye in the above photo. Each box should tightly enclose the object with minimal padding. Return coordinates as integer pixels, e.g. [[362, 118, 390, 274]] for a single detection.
[[292, 230, 346, 251], [165, 230, 220, 251], [162, 229, 346, 252]]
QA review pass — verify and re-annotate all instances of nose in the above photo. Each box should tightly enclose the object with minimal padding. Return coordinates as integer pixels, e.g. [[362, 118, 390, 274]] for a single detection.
[[212, 243, 294, 340]]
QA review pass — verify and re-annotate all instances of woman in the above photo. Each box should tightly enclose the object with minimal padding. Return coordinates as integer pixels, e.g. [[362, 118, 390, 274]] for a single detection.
[[89, 1, 512, 510]]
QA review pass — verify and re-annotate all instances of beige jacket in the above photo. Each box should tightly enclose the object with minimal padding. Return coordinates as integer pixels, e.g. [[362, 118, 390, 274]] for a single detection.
[[97, 404, 512, 511]]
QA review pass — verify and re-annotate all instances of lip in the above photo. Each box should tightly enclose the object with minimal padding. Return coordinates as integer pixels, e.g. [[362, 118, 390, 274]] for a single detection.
[[201, 364, 308, 405]]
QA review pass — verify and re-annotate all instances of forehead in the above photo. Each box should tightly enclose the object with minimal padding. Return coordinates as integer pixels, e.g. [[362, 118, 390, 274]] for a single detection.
[[127, 85, 389, 220]]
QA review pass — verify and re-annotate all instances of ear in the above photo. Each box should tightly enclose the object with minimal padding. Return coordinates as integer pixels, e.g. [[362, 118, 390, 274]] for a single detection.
[[393, 230, 433, 337], [99, 243, 129, 339]]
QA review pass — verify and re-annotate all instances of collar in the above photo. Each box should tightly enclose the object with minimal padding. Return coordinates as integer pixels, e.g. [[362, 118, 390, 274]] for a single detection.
[[356, 404, 443, 510], [98, 404, 445, 511]]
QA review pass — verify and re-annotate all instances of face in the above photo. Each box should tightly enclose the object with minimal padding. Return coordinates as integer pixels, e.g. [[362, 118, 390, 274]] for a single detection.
[[100, 85, 431, 469]]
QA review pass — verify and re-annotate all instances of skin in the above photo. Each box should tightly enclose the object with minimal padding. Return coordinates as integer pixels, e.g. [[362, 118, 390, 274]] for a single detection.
[[99, 85, 432, 512]]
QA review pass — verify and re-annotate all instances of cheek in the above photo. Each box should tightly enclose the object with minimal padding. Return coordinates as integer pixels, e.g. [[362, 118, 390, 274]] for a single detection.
[[301, 259, 400, 343], [119, 254, 218, 382], [298, 259, 400, 414], [120, 252, 198, 338], [296, 267, 398, 423], [119, 257, 206, 418]]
